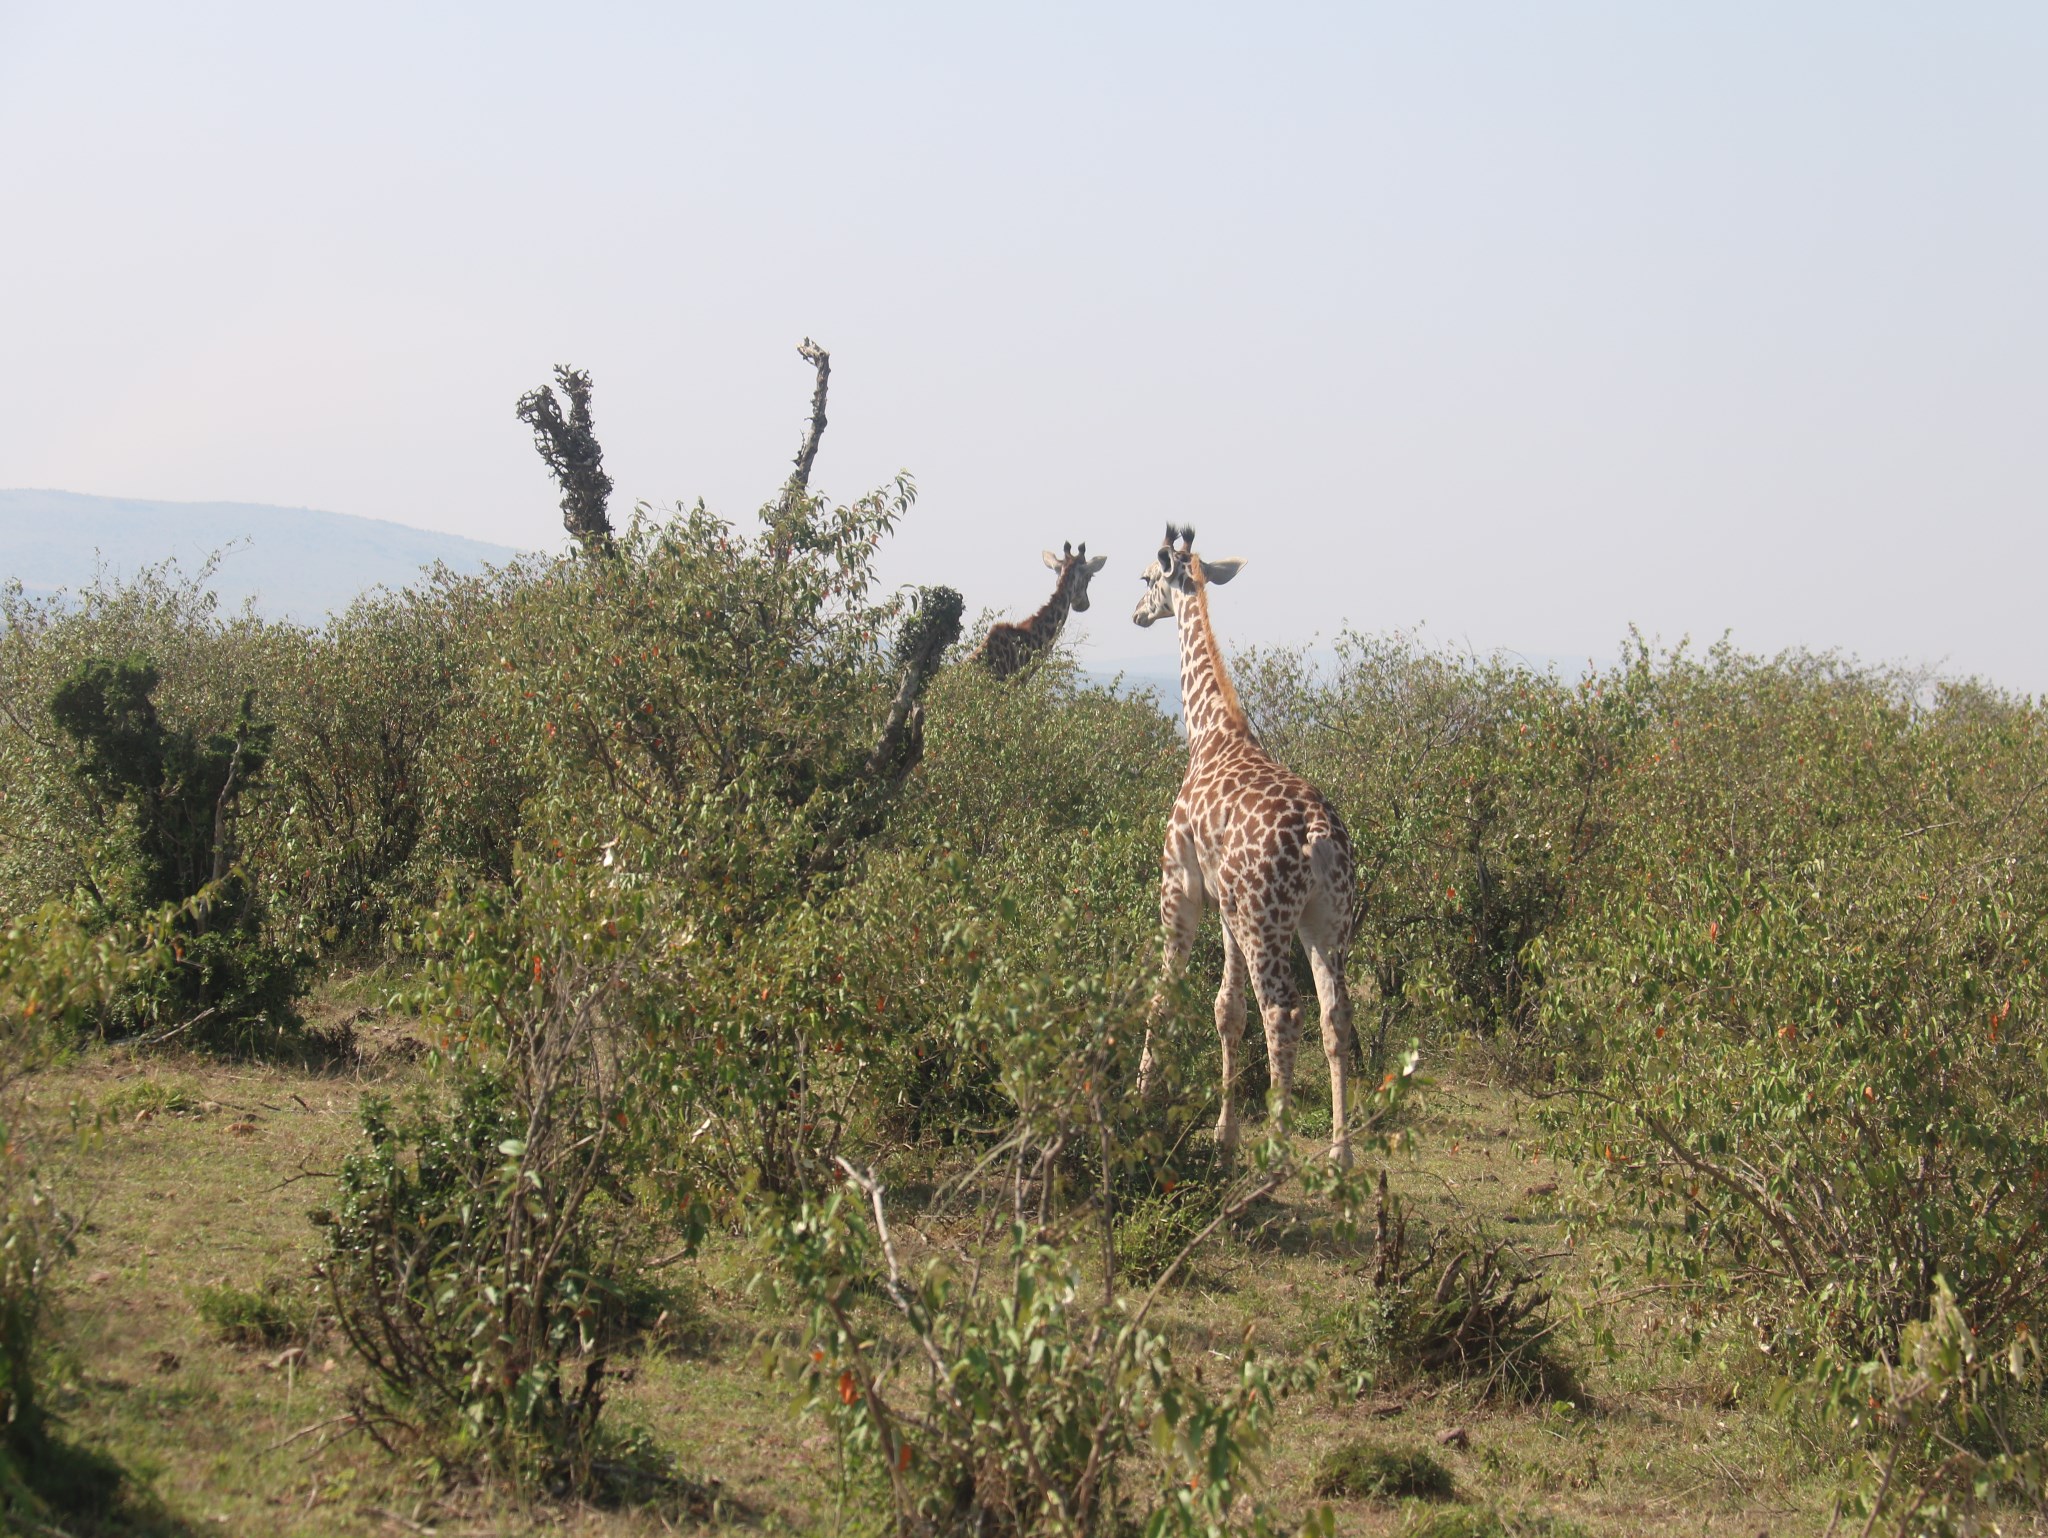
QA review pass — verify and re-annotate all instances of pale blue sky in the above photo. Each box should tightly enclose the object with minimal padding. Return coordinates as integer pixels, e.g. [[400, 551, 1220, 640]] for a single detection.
[[3, 4, 2043, 687]]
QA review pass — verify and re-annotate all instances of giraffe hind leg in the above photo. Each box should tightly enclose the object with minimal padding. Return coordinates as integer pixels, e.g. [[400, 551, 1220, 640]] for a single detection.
[[1303, 845, 1357, 1167], [1214, 917, 1250, 1152], [1241, 921, 1304, 1130], [1303, 927, 1355, 1168]]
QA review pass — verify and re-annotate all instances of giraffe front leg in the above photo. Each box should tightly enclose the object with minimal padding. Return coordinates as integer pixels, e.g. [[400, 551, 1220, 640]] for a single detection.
[[1138, 845, 1203, 1097], [1214, 919, 1250, 1154]]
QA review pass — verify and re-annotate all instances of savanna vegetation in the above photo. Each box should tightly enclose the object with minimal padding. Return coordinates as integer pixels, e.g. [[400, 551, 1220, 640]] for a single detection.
[[4, 352, 2046, 1538]]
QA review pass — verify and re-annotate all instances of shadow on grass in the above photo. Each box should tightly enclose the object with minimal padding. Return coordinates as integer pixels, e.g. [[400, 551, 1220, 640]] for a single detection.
[[5, 1430, 199, 1538], [1230, 1190, 1375, 1261]]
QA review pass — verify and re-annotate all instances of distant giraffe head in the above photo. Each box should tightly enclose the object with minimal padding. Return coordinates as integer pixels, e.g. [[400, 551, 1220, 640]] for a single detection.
[[1047, 540, 1109, 611], [1132, 523, 1245, 628]]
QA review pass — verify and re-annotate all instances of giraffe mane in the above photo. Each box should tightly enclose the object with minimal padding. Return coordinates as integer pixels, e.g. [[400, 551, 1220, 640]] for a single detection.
[[1188, 558, 1247, 732]]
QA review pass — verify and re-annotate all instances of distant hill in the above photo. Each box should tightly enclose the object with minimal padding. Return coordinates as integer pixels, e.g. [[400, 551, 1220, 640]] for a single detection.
[[0, 490, 521, 624]]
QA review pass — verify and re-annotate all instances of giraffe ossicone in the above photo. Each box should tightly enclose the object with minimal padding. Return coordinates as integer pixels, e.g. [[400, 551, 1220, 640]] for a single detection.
[[1134, 524, 1358, 1168], [971, 539, 1109, 679]]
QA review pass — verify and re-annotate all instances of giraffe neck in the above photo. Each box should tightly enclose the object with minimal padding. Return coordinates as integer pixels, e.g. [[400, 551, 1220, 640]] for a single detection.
[[1018, 570, 1075, 650], [1174, 580, 1250, 755]]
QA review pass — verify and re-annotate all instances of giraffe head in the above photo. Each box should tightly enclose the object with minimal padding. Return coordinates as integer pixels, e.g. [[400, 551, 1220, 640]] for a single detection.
[[1132, 524, 1245, 627], [1044, 540, 1109, 612]]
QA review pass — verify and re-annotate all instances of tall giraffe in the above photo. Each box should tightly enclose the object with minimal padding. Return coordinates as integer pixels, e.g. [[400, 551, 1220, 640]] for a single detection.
[[971, 541, 1108, 679], [1133, 525, 1358, 1166]]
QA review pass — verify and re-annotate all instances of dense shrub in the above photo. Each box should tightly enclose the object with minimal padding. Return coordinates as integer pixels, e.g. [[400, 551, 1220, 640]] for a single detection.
[[48, 654, 306, 1036], [1235, 633, 1644, 1067], [324, 863, 662, 1487], [1546, 650, 2048, 1368], [261, 572, 526, 945]]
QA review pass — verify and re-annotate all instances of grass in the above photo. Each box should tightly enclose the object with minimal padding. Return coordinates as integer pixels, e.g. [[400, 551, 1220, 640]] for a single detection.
[[12, 979, 1909, 1535], [1400, 1508, 1595, 1538]]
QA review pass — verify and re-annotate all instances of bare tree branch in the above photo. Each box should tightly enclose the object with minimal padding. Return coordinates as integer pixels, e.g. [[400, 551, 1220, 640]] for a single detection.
[[789, 338, 830, 498], [768, 339, 832, 556]]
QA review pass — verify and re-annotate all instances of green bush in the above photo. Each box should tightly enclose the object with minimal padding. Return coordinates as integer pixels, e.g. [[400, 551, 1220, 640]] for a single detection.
[[45, 653, 306, 1041], [326, 1068, 618, 1485], [1314, 1224, 1569, 1404], [262, 573, 522, 946], [866, 657, 1198, 1143], [1115, 1180, 1223, 1286], [325, 878, 631, 1486], [1546, 649, 2048, 1369], [192, 1280, 313, 1349], [1310, 1438, 1453, 1500], [1, 562, 295, 918], [769, 895, 1417, 1537], [1235, 632, 1645, 1063]]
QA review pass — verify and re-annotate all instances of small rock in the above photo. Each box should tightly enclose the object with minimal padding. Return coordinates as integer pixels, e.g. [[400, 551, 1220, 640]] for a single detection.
[[1436, 1426, 1470, 1449], [319, 1358, 337, 1373]]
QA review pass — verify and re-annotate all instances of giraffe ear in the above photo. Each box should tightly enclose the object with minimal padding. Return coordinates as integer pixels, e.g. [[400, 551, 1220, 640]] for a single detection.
[[1086, 554, 1107, 574], [1201, 557, 1246, 585], [1042, 549, 1062, 570]]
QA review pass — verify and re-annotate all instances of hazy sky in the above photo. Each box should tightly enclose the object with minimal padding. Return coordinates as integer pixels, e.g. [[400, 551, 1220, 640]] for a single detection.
[[3, 4, 2043, 687]]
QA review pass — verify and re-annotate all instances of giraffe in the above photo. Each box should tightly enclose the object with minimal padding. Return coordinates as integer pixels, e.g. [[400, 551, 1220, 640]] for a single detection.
[[971, 541, 1108, 679], [1132, 524, 1358, 1167]]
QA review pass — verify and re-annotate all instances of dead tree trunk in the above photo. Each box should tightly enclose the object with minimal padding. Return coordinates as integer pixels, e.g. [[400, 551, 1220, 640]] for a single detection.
[[516, 365, 614, 555], [790, 337, 830, 496], [865, 585, 964, 787], [769, 339, 830, 557]]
